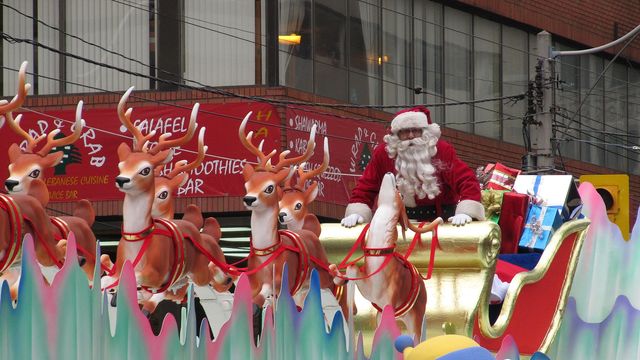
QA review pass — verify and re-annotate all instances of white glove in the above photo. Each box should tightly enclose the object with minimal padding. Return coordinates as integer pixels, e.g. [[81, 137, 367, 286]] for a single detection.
[[447, 213, 472, 226], [341, 214, 364, 228]]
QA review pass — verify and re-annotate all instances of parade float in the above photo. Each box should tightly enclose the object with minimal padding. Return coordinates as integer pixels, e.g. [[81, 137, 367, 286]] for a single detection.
[[0, 62, 636, 360]]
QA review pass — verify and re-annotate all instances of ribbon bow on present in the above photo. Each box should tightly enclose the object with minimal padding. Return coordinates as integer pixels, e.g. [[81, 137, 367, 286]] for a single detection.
[[527, 191, 545, 206], [524, 207, 553, 248], [481, 190, 505, 219]]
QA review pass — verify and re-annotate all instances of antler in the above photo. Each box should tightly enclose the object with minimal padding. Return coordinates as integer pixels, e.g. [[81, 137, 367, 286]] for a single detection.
[[35, 101, 85, 156], [5, 101, 83, 154], [118, 86, 156, 152], [238, 111, 277, 169], [149, 103, 198, 155], [293, 137, 329, 189], [239, 111, 316, 171], [4, 112, 46, 152], [0, 61, 30, 115], [165, 127, 208, 179], [272, 126, 316, 172]]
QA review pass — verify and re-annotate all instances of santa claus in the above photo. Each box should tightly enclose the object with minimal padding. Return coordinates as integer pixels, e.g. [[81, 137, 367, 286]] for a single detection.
[[342, 106, 485, 227]]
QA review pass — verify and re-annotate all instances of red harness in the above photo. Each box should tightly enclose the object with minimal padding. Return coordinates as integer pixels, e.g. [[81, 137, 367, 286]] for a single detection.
[[334, 222, 440, 318], [248, 230, 311, 296], [108, 219, 187, 294], [0, 194, 23, 274]]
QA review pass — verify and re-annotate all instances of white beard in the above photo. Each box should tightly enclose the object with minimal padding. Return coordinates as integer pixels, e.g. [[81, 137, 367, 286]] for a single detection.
[[385, 132, 441, 207]]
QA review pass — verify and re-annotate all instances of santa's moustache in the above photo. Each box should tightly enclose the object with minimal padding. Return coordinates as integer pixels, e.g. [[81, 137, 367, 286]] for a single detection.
[[388, 135, 441, 204]]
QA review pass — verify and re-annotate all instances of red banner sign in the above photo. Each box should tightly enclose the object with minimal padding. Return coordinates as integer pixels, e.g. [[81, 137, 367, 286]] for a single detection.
[[0, 102, 281, 201], [285, 106, 388, 205]]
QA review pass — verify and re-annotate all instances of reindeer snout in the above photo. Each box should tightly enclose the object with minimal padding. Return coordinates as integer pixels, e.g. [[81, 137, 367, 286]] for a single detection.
[[278, 212, 287, 223], [243, 196, 257, 206], [4, 180, 18, 191], [115, 176, 131, 188]]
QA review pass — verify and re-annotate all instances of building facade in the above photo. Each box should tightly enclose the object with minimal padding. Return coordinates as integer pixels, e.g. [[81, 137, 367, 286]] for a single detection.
[[2, 0, 640, 235]]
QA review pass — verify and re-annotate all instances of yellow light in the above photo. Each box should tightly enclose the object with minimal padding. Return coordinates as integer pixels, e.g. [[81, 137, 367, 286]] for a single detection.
[[278, 34, 301, 45], [377, 55, 390, 65]]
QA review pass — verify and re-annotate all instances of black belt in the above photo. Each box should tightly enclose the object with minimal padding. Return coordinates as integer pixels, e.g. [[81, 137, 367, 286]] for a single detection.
[[406, 205, 455, 221]]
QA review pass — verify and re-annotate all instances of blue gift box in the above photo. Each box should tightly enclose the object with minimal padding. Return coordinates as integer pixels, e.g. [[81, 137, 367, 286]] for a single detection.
[[519, 204, 564, 252], [513, 175, 582, 221]]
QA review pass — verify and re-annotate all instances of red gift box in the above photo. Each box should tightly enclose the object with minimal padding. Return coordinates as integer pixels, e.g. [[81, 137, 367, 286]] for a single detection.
[[485, 163, 521, 191], [498, 192, 529, 254]]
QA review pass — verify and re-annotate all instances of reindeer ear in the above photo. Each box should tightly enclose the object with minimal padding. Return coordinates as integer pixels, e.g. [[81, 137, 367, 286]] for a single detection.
[[304, 182, 319, 203], [27, 178, 50, 206], [41, 151, 65, 168], [8, 143, 23, 163], [117, 142, 132, 160], [242, 163, 255, 181]]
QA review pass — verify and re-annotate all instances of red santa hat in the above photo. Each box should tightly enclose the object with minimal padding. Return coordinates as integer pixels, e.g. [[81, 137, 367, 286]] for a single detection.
[[390, 106, 432, 133]]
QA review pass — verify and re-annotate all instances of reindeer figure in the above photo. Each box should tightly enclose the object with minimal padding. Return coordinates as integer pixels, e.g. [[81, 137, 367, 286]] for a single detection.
[[0, 178, 56, 299], [277, 137, 329, 237], [108, 87, 227, 313], [151, 128, 234, 293], [239, 112, 346, 314], [0, 62, 70, 270], [3, 95, 98, 283], [330, 173, 442, 342]]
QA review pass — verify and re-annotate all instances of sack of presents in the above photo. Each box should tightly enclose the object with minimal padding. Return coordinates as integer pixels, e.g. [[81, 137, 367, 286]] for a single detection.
[[478, 164, 583, 254]]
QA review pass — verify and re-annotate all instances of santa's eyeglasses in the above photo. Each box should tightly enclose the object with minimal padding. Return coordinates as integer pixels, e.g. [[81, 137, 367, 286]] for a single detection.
[[397, 128, 423, 140]]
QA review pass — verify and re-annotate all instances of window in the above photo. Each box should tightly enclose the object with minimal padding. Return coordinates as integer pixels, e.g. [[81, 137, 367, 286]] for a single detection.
[[473, 17, 500, 139], [604, 62, 627, 171], [314, 0, 348, 101], [629, 68, 640, 174], [579, 55, 605, 165], [413, 1, 443, 123], [281, 0, 313, 93], [349, 0, 381, 104], [382, 0, 411, 106], [554, 43, 581, 160], [444, 7, 472, 132], [502, 26, 528, 146]]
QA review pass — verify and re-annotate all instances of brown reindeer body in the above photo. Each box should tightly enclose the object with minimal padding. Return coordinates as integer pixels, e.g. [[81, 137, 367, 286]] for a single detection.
[[2, 66, 97, 283], [239, 113, 346, 315], [107, 87, 225, 312], [150, 131, 233, 295], [0, 179, 59, 299], [332, 173, 442, 342]]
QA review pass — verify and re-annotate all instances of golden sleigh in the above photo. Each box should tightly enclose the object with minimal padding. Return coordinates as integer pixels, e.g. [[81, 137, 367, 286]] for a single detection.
[[319, 218, 590, 357]]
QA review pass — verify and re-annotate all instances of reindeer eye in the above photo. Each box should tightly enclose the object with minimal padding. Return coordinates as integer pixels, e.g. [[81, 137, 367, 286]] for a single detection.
[[294, 202, 302, 210], [265, 185, 275, 194], [139, 167, 151, 176], [29, 169, 41, 178], [158, 191, 169, 200]]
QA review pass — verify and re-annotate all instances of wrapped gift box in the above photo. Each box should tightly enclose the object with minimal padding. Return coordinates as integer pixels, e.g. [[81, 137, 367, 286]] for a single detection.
[[498, 192, 530, 254], [482, 163, 521, 191], [519, 204, 563, 252], [513, 175, 582, 221]]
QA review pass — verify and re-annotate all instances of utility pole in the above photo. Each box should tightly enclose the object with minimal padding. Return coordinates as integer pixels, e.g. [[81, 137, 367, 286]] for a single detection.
[[529, 30, 555, 173]]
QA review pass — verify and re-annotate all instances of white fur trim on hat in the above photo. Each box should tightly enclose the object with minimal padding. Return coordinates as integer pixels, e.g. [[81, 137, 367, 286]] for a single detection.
[[345, 202, 373, 223], [455, 199, 486, 221], [390, 111, 428, 133]]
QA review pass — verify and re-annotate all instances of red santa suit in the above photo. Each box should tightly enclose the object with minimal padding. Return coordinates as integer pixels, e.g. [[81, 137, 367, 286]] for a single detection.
[[345, 106, 485, 223]]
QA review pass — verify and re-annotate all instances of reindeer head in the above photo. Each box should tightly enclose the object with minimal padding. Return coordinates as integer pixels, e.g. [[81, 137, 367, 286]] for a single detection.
[[375, 172, 443, 243], [5, 101, 85, 194], [152, 127, 208, 219], [278, 137, 329, 226], [115, 87, 197, 196], [238, 112, 316, 213]]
